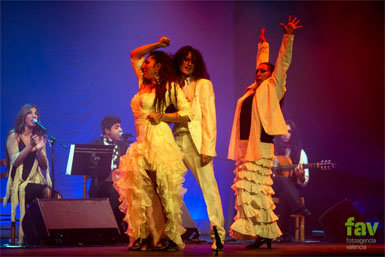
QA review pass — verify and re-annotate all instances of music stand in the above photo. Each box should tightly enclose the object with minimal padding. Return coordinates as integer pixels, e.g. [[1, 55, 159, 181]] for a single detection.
[[66, 144, 114, 179]]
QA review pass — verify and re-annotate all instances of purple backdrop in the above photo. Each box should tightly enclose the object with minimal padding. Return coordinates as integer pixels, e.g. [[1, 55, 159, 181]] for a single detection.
[[1, 1, 383, 236]]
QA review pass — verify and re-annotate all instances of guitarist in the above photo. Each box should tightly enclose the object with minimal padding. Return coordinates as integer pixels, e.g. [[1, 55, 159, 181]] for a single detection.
[[273, 120, 311, 243]]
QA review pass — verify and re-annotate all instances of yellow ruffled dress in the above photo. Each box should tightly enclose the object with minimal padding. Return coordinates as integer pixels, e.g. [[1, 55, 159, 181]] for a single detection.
[[113, 89, 189, 250], [230, 141, 282, 240]]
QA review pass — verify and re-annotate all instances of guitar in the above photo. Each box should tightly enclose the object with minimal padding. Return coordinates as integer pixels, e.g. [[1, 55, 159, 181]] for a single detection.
[[272, 155, 336, 177]]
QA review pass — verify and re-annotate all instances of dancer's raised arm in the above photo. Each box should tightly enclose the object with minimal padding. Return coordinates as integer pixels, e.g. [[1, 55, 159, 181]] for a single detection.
[[256, 28, 269, 68], [130, 36, 170, 61]]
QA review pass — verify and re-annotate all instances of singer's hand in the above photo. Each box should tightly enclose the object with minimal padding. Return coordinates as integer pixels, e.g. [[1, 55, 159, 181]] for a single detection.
[[35, 135, 47, 151], [30, 135, 38, 147]]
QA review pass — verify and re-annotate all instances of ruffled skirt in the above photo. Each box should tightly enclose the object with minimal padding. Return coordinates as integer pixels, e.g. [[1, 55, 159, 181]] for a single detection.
[[113, 122, 186, 249], [230, 141, 282, 240]]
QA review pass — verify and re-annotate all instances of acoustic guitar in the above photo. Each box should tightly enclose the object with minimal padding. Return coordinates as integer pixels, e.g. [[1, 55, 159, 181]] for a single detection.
[[272, 155, 336, 177]]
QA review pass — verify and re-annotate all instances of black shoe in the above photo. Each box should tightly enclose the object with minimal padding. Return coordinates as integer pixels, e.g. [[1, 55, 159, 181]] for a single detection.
[[153, 238, 179, 252], [211, 241, 224, 251], [245, 237, 272, 249], [166, 240, 179, 252], [275, 235, 292, 243], [129, 235, 151, 251]]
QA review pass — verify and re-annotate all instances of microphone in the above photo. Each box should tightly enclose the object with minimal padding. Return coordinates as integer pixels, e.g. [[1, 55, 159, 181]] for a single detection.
[[119, 132, 134, 140], [32, 119, 47, 132]]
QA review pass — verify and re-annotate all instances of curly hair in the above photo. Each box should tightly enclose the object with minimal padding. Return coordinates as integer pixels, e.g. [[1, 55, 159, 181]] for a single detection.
[[173, 46, 210, 83], [148, 51, 178, 113], [14, 104, 41, 135]]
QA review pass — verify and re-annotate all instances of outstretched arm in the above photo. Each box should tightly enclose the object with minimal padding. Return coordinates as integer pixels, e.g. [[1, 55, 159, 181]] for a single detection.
[[269, 16, 302, 99], [256, 28, 269, 68], [130, 36, 170, 83], [130, 36, 170, 61]]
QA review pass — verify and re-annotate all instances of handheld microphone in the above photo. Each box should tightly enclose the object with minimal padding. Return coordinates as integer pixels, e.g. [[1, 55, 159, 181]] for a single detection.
[[119, 132, 135, 140], [32, 119, 47, 132]]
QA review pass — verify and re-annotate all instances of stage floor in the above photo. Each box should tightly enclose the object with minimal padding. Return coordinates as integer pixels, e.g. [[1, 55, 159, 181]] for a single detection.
[[1, 240, 384, 257]]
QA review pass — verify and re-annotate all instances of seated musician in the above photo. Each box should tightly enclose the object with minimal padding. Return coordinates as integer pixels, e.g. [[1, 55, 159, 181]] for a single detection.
[[89, 115, 129, 243], [273, 120, 311, 243], [3, 104, 62, 245]]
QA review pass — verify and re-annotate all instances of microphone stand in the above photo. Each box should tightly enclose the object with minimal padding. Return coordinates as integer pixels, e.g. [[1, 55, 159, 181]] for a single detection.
[[42, 129, 68, 197]]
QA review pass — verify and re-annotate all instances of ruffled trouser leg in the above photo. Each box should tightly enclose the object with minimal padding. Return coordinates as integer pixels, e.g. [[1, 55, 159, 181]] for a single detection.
[[230, 141, 282, 240]]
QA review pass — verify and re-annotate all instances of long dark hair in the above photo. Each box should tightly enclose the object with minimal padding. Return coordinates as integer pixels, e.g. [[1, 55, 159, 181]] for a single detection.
[[14, 104, 41, 135], [173, 46, 210, 83], [274, 120, 302, 164], [148, 51, 178, 113]]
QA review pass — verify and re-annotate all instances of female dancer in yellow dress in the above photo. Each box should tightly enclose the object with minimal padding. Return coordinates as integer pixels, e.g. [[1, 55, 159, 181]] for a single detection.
[[228, 16, 302, 249], [113, 37, 193, 251]]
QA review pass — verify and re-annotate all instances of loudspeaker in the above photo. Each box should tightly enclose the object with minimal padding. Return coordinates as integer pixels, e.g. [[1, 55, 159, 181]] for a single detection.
[[23, 198, 120, 246], [319, 199, 365, 243]]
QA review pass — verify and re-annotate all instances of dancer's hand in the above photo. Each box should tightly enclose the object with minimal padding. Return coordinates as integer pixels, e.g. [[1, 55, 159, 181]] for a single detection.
[[158, 36, 170, 47], [201, 154, 212, 167], [280, 16, 303, 35], [259, 28, 266, 43], [147, 112, 163, 125]]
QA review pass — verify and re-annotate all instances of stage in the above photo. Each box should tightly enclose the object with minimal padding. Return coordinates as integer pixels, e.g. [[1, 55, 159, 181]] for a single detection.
[[1, 240, 384, 257]]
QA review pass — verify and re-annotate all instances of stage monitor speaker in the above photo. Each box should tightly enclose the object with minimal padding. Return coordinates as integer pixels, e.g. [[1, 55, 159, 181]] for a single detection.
[[319, 199, 365, 243], [23, 198, 119, 246]]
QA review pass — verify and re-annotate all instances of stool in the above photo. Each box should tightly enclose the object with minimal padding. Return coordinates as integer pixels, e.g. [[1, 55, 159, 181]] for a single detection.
[[272, 197, 305, 242]]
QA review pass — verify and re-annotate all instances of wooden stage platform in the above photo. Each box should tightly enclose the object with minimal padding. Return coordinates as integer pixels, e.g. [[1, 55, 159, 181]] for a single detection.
[[1, 241, 384, 257]]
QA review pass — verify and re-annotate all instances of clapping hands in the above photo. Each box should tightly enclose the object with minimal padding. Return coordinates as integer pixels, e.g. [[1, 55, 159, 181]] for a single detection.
[[31, 134, 47, 151]]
